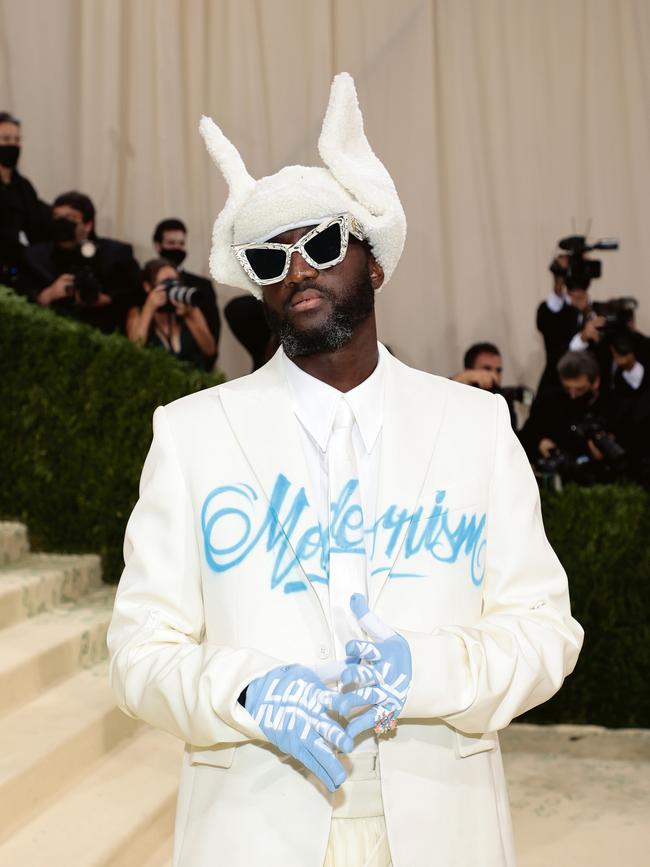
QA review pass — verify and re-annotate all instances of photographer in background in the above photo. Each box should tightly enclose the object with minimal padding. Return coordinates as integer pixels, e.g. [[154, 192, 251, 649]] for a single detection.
[[127, 258, 216, 371], [536, 249, 606, 392], [0, 111, 51, 288], [451, 341, 528, 429], [610, 334, 650, 486], [19, 191, 142, 333], [452, 341, 503, 390], [152, 217, 220, 365], [521, 350, 622, 484]]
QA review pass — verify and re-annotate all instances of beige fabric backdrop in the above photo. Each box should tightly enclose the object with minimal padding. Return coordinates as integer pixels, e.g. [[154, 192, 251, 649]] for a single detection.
[[1, 0, 649, 384]]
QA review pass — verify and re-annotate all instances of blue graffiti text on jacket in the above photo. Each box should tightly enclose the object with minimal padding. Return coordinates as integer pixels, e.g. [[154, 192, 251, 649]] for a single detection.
[[201, 474, 486, 593]]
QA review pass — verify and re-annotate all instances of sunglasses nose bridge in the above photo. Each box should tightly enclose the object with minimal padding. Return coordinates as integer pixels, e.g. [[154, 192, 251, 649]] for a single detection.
[[285, 247, 318, 283]]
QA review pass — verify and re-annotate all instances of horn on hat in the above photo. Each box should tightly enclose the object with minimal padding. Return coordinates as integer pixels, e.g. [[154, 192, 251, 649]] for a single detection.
[[317, 73, 406, 285], [318, 72, 398, 215], [199, 116, 257, 286]]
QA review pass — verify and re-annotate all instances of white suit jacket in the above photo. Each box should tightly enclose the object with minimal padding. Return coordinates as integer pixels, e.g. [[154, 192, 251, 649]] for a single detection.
[[107, 347, 583, 867]]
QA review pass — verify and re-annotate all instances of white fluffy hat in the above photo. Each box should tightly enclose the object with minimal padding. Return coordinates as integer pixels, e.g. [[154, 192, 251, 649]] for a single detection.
[[199, 72, 406, 298]]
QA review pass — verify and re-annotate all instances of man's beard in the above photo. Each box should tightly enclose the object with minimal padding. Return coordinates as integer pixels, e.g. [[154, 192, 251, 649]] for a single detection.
[[263, 272, 375, 359]]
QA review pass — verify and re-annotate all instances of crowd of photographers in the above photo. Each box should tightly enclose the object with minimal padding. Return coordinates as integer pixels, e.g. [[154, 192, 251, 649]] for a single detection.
[[456, 241, 650, 490], [0, 111, 222, 372], [2, 110, 648, 489]]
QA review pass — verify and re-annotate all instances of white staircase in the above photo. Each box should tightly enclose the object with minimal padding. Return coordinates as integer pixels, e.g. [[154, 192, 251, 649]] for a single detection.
[[0, 522, 179, 867]]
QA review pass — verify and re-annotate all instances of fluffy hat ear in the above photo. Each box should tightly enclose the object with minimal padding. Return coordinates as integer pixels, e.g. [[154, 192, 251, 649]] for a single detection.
[[199, 116, 258, 289], [199, 115, 256, 195], [318, 72, 398, 214], [318, 73, 406, 286]]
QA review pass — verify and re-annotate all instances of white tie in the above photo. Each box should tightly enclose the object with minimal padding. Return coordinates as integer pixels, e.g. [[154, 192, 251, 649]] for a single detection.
[[328, 398, 368, 659]]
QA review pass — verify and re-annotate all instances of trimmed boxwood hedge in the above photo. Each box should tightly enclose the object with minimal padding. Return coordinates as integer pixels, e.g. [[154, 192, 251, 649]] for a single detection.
[[1, 286, 648, 726], [526, 483, 650, 727], [0, 286, 223, 580]]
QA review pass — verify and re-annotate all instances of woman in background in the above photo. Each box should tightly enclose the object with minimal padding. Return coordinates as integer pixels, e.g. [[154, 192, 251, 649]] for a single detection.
[[127, 258, 216, 371]]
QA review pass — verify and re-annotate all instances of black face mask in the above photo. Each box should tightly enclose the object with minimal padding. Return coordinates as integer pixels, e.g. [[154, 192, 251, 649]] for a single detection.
[[571, 391, 595, 412], [0, 145, 20, 169], [160, 247, 186, 267], [51, 216, 78, 244]]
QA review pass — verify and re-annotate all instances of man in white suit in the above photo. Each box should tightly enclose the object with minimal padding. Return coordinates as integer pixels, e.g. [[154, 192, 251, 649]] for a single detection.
[[107, 74, 583, 867]]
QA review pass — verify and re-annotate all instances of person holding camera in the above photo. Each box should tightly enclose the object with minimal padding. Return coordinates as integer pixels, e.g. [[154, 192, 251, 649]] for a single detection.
[[18, 191, 142, 333], [521, 350, 622, 482], [451, 342, 524, 429], [126, 258, 216, 371], [609, 334, 650, 485], [451, 341, 503, 390], [536, 250, 607, 393], [152, 217, 221, 364]]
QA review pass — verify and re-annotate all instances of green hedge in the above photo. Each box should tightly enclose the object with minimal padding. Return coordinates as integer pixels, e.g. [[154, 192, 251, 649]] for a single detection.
[[1, 286, 648, 726], [0, 286, 223, 581], [523, 483, 650, 728]]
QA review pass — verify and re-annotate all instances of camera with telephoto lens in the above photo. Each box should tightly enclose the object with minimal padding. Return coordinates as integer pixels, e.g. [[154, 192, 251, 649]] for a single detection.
[[591, 297, 638, 338], [534, 414, 626, 490], [160, 278, 199, 312], [72, 267, 101, 305], [551, 234, 619, 289], [570, 415, 626, 467]]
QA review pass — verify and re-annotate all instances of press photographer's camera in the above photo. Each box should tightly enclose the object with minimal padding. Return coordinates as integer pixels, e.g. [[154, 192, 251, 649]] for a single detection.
[[570, 415, 626, 466], [72, 267, 101, 306], [551, 234, 619, 289], [591, 297, 638, 337], [160, 278, 200, 312]]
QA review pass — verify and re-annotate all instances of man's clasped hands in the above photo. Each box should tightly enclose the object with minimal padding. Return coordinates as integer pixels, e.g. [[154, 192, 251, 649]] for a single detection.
[[244, 594, 412, 792]]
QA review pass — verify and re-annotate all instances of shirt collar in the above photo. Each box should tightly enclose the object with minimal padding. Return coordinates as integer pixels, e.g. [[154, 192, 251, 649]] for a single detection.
[[621, 360, 644, 390], [281, 343, 386, 453]]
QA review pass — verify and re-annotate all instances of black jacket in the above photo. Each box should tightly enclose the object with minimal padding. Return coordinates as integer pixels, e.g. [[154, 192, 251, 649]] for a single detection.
[[178, 269, 221, 356], [536, 299, 581, 391], [19, 237, 142, 334], [520, 386, 615, 461], [0, 170, 51, 277]]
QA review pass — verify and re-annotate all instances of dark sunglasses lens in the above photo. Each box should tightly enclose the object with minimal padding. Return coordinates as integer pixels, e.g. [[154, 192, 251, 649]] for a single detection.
[[303, 222, 342, 266], [245, 248, 287, 281]]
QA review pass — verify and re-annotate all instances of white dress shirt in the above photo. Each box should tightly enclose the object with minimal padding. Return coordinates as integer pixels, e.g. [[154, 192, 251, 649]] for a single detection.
[[281, 344, 386, 560], [282, 344, 387, 757], [622, 360, 644, 390]]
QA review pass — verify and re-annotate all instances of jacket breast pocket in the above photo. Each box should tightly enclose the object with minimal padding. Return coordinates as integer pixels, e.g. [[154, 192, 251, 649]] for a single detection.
[[454, 730, 498, 758], [188, 744, 236, 768]]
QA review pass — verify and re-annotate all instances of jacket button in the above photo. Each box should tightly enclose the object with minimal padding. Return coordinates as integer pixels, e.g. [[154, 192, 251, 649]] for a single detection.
[[319, 645, 329, 658]]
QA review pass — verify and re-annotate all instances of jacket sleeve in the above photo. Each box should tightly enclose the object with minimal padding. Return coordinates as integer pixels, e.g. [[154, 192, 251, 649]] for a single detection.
[[401, 395, 584, 732], [107, 405, 283, 746]]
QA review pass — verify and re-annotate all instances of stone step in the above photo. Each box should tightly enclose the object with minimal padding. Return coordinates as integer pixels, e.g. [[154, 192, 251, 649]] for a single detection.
[[0, 552, 102, 630], [0, 522, 29, 566], [0, 728, 181, 867], [137, 839, 174, 867], [0, 585, 115, 715], [0, 661, 142, 843]]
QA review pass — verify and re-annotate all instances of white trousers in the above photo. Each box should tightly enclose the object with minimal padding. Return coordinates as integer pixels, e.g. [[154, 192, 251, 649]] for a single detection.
[[323, 816, 392, 867]]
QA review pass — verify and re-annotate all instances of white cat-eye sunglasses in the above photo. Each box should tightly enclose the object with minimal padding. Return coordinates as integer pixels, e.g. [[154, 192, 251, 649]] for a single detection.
[[232, 213, 366, 286]]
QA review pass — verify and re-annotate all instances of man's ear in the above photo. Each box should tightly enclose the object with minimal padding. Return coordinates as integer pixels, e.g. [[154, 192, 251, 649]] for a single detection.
[[368, 254, 384, 291]]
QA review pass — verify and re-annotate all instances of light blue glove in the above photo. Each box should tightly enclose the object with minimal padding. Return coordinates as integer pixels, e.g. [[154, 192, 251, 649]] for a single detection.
[[339, 594, 412, 739], [245, 663, 354, 792]]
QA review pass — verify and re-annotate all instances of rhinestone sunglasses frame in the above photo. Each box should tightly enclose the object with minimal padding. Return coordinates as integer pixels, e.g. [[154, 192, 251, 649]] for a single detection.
[[231, 213, 366, 286]]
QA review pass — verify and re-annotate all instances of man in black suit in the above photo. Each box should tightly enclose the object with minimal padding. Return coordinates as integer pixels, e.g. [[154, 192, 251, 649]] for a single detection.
[[19, 191, 142, 334], [0, 111, 51, 288], [153, 218, 221, 362], [520, 350, 621, 486], [535, 251, 607, 393], [610, 334, 650, 485]]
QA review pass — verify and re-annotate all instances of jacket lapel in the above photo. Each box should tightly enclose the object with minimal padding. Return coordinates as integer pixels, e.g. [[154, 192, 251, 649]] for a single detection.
[[369, 355, 449, 606], [217, 351, 329, 619]]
